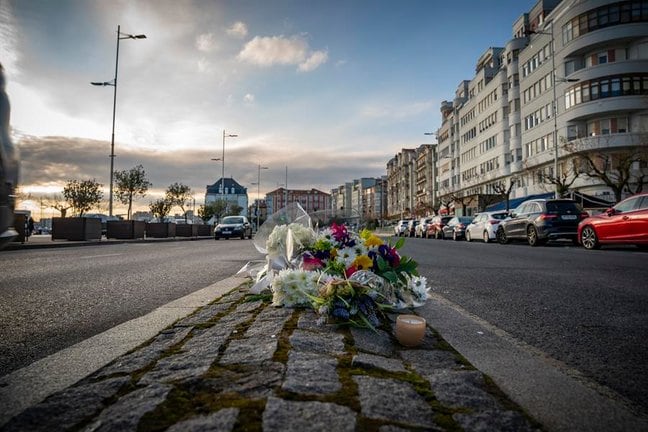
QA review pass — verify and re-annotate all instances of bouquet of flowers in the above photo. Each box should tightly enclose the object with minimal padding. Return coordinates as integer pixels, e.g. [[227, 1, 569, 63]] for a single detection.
[[246, 204, 429, 330]]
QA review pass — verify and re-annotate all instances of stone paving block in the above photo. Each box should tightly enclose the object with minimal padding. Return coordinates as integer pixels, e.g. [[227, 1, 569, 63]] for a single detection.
[[262, 397, 356, 432], [379, 425, 443, 432], [282, 351, 341, 395], [354, 376, 436, 428], [350, 327, 395, 357], [425, 369, 499, 409], [165, 408, 239, 432], [399, 349, 464, 375], [453, 409, 536, 432], [244, 309, 291, 338], [233, 299, 264, 314], [351, 352, 407, 373], [1, 377, 129, 432], [254, 305, 293, 321], [215, 312, 254, 332], [139, 327, 230, 384], [95, 326, 193, 377], [219, 289, 246, 303], [175, 303, 233, 326], [296, 310, 337, 332], [83, 383, 172, 432], [289, 329, 345, 355], [186, 362, 285, 399], [219, 337, 277, 365]]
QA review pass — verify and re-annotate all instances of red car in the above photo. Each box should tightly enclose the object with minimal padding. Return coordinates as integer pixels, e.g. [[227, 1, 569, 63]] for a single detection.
[[578, 192, 648, 250]]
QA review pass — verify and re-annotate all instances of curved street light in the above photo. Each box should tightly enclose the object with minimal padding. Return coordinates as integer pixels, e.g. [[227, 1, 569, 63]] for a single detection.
[[91, 25, 146, 217]]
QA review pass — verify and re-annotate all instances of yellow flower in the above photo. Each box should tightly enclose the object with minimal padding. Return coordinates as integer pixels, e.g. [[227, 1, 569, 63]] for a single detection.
[[359, 228, 372, 240], [364, 235, 383, 248], [353, 255, 374, 270]]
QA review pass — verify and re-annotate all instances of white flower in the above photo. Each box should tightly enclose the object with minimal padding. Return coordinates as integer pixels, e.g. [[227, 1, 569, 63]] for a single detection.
[[336, 246, 359, 268], [407, 275, 429, 304], [271, 268, 321, 307]]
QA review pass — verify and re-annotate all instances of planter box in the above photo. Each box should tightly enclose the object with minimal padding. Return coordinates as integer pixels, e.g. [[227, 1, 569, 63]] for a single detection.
[[106, 220, 145, 239], [52, 217, 102, 241], [197, 224, 212, 237], [146, 222, 176, 238], [175, 223, 198, 237]]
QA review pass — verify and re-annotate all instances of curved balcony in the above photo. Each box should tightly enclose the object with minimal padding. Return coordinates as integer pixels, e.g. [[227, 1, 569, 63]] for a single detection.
[[563, 23, 648, 59], [565, 95, 647, 122], [568, 132, 648, 153]]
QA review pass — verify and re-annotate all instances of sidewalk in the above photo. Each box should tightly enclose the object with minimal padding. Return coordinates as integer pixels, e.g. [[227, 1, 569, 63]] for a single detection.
[[0, 279, 541, 432], [3, 234, 213, 251]]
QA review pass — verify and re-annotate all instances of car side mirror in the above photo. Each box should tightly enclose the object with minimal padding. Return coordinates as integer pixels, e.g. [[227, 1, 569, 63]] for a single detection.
[[510, 212, 517, 218], [606, 207, 616, 216]]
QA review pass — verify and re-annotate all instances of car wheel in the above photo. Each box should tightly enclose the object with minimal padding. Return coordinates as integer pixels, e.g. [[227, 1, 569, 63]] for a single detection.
[[214, 236, 219, 240], [496, 227, 509, 244], [439, 231, 445, 240], [466, 230, 472, 242], [527, 226, 544, 246], [483, 231, 489, 243], [580, 226, 600, 250]]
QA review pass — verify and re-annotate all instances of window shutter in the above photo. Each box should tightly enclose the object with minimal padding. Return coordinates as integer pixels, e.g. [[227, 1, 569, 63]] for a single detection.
[[608, 49, 615, 62], [591, 54, 598, 65]]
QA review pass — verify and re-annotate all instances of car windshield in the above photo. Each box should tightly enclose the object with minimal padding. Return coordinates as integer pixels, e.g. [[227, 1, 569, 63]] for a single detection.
[[459, 217, 473, 223], [491, 213, 508, 220], [222, 217, 243, 224], [546, 201, 581, 214]]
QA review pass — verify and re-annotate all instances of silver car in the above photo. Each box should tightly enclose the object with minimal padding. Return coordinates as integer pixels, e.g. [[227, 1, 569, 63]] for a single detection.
[[465, 211, 509, 243], [0, 63, 19, 250]]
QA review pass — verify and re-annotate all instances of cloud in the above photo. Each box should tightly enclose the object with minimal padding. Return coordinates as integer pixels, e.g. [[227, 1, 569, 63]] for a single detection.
[[0, 0, 20, 76], [243, 93, 255, 103], [237, 35, 327, 72], [195, 32, 217, 52], [298, 50, 328, 72], [226, 21, 248, 38]]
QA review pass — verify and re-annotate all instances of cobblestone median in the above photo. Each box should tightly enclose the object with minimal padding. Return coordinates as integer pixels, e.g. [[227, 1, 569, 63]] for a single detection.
[[2, 284, 541, 432]]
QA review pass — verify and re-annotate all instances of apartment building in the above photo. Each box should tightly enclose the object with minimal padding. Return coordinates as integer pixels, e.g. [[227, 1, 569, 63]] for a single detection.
[[205, 178, 249, 217], [386, 144, 440, 219], [435, 0, 648, 215], [265, 187, 330, 215]]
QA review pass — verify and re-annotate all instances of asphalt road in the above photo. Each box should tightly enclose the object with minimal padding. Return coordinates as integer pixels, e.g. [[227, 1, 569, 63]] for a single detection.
[[399, 236, 648, 415], [0, 239, 263, 377]]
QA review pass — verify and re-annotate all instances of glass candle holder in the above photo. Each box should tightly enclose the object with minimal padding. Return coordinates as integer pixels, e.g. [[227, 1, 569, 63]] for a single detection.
[[395, 314, 426, 347]]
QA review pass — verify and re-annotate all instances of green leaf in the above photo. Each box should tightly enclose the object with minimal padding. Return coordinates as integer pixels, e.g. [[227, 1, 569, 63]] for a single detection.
[[394, 237, 405, 250]]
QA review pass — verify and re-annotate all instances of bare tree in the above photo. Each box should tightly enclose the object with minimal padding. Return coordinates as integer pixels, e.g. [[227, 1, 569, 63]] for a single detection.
[[491, 177, 518, 212], [538, 160, 580, 198], [149, 198, 172, 221], [45, 194, 72, 218], [564, 137, 648, 202]]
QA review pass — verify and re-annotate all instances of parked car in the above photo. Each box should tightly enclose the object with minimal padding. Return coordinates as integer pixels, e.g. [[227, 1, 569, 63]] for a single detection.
[[578, 192, 648, 250], [426, 215, 453, 239], [415, 217, 433, 238], [394, 219, 412, 237], [406, 219, 419, 237], [214, 215, 252, 240], [496, 199, 588, 246], [0, 62, 19, 250], [465, 211, 509, 243], [441, 216, 474, 241]]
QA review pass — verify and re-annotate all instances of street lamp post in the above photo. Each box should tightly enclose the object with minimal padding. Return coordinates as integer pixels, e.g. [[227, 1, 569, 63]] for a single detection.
[[221, 130, 238, 199], [528, 22, 578, 198], [91, 25, 146, 217], [254, 164, 269, 231]]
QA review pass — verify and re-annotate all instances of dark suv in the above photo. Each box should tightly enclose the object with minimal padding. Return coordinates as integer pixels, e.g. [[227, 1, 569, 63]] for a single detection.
[[496, 199, 588, 246]]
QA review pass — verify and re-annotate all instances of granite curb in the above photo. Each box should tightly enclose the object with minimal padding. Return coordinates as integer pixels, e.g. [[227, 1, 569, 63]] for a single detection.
[[1, 281, 542, 432]]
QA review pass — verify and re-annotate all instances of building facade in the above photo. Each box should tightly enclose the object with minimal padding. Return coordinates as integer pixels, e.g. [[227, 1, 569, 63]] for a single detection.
[[205, 178, 249, 217], [433, 0, 648, 215], [265, 187, 331, 215]]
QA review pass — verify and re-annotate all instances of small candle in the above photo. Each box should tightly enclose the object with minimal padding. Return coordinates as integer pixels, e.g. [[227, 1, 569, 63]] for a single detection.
[[395, 314, 426, 347]]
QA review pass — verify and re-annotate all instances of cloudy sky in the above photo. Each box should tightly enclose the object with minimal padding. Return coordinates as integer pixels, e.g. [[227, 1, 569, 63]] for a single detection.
[[2, 0, 531, 217]]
